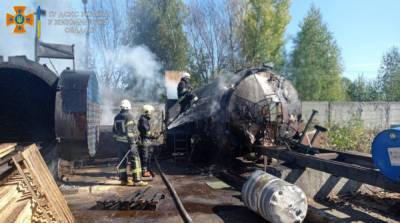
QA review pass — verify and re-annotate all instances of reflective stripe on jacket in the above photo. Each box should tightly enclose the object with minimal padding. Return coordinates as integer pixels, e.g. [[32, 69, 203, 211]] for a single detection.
[[113, 110, 136, 144]]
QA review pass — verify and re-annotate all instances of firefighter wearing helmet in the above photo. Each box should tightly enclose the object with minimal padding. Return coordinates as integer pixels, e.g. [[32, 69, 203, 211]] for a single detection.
[[113, 99, 147, 186], [137, 104, 158, 179], [177, 72, 198, 113]]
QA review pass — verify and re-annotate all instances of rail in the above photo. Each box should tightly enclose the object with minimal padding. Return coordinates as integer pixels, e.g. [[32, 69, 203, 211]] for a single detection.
[[154, 155, 193, 223]]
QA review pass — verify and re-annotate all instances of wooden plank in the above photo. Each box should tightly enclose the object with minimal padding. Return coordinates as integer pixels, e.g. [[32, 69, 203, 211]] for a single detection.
[[0, 143, 16, 159], [0, 198, 30, 223], [15, 201, 32, 223], [0, 148, 15, 159], [31, 150, 71, 222], [0, 143, 17, 152], [12, 155, 52, 223], [21, 144, 75, 223], [0, 185, 19, 212]]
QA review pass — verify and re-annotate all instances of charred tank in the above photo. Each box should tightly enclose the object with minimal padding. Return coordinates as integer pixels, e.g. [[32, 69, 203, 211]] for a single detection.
[[166, 67, 301, 162]]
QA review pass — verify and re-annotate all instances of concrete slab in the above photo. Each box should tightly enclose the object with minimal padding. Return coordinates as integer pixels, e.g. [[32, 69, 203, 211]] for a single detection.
[[264, 163, 363, 199]]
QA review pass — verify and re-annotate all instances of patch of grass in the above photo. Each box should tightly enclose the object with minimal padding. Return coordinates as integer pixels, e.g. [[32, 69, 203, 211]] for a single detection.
[[324, 118, 376, 153]]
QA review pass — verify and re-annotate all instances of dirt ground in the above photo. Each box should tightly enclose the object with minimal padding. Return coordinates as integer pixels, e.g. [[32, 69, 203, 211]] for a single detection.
[[60, 157, 400, 223], [61, 159, 265, 223]]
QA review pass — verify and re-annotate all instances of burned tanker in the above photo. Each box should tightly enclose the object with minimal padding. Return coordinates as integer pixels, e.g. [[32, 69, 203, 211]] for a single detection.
[[166, 67, 301, 162]]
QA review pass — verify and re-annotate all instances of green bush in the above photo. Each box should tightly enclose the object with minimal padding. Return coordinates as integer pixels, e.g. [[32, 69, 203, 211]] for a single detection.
[[325, 118, 376, 153]]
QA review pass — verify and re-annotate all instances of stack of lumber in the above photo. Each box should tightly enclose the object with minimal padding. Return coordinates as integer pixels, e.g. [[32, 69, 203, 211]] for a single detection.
[[0, 144, 75, 223]]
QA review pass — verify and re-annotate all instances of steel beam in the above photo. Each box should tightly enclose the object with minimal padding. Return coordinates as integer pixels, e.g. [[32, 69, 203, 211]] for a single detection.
[[287, 140, 375, 169], [255, 146, 400, 193]]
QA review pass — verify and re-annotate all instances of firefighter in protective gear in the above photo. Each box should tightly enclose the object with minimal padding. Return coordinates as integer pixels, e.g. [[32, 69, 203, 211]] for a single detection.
[[137, 104, 157, 178], [113, 99, 147, 186], [177, 72, 198, 113]]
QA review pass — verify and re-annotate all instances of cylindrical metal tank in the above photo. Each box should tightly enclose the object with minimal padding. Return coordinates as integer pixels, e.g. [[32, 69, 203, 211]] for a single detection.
[[242, 170, 308, 223], [225, 69, 301, 145], [166, 67, 302, 160], [372, 128, 400, 182], [55, 68, 101, 159]]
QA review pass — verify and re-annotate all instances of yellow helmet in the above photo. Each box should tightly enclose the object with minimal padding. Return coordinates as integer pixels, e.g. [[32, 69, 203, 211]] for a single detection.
[[143, 104, 155, 115]]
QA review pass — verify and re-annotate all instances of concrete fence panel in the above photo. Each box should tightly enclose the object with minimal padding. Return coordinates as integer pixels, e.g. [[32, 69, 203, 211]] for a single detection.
[[302, 101, 400, 130]]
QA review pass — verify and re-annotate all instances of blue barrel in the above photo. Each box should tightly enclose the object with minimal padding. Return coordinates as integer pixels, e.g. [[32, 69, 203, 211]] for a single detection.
[[372, 128, 400, 182]]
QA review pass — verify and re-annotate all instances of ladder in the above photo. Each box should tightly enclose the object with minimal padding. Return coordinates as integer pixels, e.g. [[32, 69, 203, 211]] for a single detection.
[[171, 132, 190, 159]]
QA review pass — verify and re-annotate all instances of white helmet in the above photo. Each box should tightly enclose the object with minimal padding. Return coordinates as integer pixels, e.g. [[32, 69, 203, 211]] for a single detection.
[[182, 72, 191, 79], [120, 99, 131, 110], [143, 104, 155, 115]]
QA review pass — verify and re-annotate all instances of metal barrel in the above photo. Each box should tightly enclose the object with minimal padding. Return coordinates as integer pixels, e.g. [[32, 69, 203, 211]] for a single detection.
[[242, 170, 308, 223], [371, 127, 400, 182]]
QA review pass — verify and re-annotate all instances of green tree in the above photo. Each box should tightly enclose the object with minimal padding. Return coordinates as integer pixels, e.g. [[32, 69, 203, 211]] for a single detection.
[[341, 77, 352, 100], [378, 46, 400, 101], [289, 6, 344, 101], [128, 0, 189, 70], [241, 0, 291, 69], [346, 75, 382, 101]]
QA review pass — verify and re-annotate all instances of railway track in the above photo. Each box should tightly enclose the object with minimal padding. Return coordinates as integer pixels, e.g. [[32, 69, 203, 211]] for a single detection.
[[154, 155, 193, 223]]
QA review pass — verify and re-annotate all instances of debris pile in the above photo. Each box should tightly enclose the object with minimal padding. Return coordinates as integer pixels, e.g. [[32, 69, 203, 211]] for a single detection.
[[94, 187, 165, 211]]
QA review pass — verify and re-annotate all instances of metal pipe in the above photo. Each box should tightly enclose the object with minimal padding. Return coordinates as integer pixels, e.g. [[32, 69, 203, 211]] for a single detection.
[[310, 125, 327, 146], [154, 156, 193, 223], [299, 109, 318, 144]]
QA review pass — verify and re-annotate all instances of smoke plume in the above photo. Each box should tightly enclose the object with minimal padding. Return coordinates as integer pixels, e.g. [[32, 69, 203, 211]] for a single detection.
[[99, 45, 164, 125]]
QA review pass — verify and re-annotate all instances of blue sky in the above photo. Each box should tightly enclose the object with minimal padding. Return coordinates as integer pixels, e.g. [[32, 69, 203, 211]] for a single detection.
[[1, 0, 399, 81], [286, 0, 400, 80]]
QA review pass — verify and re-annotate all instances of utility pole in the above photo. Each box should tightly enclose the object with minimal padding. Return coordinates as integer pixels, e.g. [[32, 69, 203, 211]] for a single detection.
[[82, 0, 89, 70]]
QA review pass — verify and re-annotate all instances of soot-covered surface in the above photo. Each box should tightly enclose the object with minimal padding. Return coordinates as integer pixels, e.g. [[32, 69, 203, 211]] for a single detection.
[[0, 68, 56, 142]]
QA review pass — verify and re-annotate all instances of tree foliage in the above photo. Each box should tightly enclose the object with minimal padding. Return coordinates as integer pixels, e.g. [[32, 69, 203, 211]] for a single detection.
[[289, 6, 344, 101], [88, 0, 131, 89], [378, 46, 400, 101], [344, 75, 383, 101], [128, 0, 189, 70], [241, 0, 291, 69], [186, 0, 245, 84]]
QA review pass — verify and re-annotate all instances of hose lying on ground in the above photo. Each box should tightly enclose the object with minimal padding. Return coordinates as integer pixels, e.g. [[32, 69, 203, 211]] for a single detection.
[[154, 155, 193, 223]]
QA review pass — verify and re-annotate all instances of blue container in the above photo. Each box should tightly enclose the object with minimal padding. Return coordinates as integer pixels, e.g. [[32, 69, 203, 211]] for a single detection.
[[372, 128, 400, 182]]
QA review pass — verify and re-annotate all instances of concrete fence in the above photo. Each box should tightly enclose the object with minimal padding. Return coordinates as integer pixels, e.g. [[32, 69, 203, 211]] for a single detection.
[[302, 101, 400, 130]]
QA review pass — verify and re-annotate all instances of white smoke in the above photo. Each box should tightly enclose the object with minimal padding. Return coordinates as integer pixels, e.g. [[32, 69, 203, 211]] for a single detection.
[[100, 87, 121, 125], [99, 45, 164, 125], [105, 45, 163, 99], [165, 78, 179, 99], [0, 1, 165, 126]]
